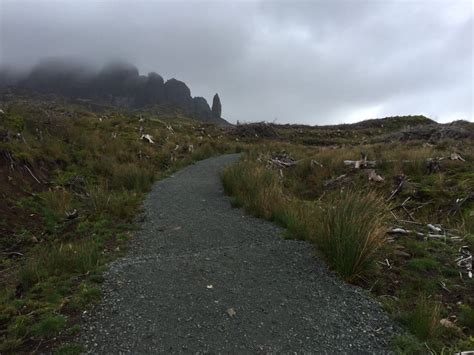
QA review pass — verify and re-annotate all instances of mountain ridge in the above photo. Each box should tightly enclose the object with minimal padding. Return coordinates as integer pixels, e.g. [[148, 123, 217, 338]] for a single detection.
[[0, 59, 229, 125]]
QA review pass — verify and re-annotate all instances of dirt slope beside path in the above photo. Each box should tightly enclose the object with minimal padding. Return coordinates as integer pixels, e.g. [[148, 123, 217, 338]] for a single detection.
[[79, 154, 397, 353]]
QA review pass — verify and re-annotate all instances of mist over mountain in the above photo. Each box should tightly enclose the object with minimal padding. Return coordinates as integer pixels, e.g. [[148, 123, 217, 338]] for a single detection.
[[0, 59, 228, 125]]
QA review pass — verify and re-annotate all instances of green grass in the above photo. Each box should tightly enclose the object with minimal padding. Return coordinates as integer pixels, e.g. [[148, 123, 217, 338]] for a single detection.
[[54, 343, 85, 355], [459, 304, 474, 329], [392, 333, 425, 354], [32, 313, 67, 337], [407, 257, 441, 272], [19, 241, 100, 291]]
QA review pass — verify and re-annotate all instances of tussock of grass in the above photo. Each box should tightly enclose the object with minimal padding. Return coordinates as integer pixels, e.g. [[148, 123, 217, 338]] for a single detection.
[[400, 296, 442, 341], [109, 163, 155, 192], [407, 257, 441, 272], [32, 313, 66, 337], [20, 241, 100, 291], [459, 304, 474, 329], [86, 183, 141, 221], [222, 161, 284, 219], [312, 190, 388, 282]]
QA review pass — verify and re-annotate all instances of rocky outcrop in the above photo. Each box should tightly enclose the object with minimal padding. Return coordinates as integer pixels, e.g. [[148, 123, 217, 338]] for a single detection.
[[212, 93, 222, 119], [193, 97, 213, 122], [135, 72, 165, 107], [0, 60, 229, 125], [164, 78, 193, 113]]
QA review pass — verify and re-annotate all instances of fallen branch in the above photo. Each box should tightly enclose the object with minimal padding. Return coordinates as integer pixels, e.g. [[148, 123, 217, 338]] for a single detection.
[[343, 160, 377, 168], [427, 224, 443, 233], [449, 152, 465, 162], [140, 134, 155, 144], [310, 159, 324, 168], [5, 151, 14, 170], [387, 176, 406, 201], [265, 153, 298, 169], [439, 281, 451, 293], [324, 174, 347, 187], [24, 165, 42, 184], [268, 158, 297, 168], [388, 228, 409, 235], [449, 194, 473, 216], [456, 246, 472, 279], [1, 251, 24, 257]]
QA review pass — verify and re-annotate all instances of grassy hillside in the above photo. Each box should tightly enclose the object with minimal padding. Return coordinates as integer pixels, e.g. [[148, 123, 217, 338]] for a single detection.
[[0, 97, 242, 352]]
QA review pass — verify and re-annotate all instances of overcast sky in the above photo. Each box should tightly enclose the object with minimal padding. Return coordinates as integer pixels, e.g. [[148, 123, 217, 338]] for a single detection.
[[0, 0, 472, 124]]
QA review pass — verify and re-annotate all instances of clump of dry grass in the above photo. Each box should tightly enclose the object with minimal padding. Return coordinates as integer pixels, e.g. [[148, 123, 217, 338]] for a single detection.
[[311, 190, 388, 282], [19, 241, 100, 291], [221, 160, 284, 219]]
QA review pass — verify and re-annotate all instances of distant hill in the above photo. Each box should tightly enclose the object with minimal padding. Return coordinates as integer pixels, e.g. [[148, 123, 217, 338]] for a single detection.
[[336, 115, 437, 130], [233, 116, 473, 145], [0, 59, 229, 125]]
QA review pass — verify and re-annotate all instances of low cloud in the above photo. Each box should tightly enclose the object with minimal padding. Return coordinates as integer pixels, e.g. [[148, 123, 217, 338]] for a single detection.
[[1, 0, 472, 124]]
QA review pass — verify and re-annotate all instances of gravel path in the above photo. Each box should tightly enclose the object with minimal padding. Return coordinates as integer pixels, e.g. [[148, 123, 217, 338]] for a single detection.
[[80, 154, 397, 353]]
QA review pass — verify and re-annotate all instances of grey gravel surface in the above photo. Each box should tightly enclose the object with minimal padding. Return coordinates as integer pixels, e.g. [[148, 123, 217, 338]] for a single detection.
[[79, 154, 397, 354]]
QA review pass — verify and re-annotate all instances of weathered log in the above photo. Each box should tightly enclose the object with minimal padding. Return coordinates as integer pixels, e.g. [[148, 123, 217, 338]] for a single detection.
[[343, 160, 377, 168]]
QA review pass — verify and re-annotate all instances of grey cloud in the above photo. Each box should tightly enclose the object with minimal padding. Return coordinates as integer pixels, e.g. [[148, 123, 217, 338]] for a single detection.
[[1, 0, 472, 124]]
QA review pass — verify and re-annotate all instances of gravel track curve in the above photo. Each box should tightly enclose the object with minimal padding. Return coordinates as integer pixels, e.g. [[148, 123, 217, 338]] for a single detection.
[[79, 154, 397, 353]]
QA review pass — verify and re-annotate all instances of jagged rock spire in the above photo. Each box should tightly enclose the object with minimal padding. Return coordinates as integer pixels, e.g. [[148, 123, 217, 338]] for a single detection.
[[212, 93, 222, 118]]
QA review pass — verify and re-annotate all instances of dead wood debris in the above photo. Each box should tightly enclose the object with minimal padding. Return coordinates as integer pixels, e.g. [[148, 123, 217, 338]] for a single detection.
[[261, 152, 297, 169], [387, 223, 463, 242], [377, 258, 392, 269], [387, 175, 406, 201], [66, 209, 79, 220], [367, 169, 384, 182], [391, 196, 416, 222], [167, 125, 175, 135], [24, 164, 42, 184], [310, 160, 324, 168], [344, 153, 384, 182], [448, 152, 465, 162], [140, 134, 155, 144], [449, 194, 474, 216], [426, 152, 466, 174], [344, 152, 465, 173], [456, 246, 472, 279], [323, 174, 348, 188], [344, 153, 376, 169]]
